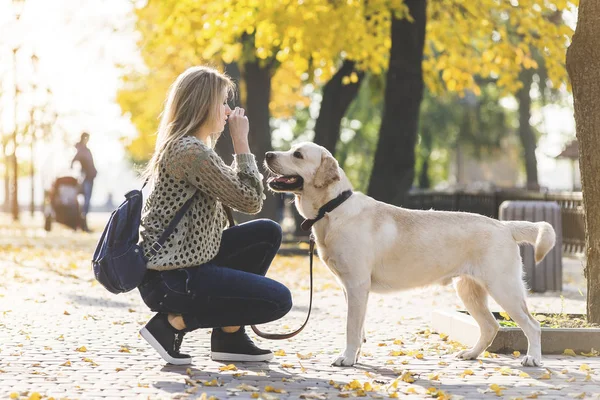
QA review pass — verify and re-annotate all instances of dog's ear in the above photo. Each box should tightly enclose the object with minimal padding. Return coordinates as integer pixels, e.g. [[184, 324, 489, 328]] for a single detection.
[[313, 155, 340, 188]]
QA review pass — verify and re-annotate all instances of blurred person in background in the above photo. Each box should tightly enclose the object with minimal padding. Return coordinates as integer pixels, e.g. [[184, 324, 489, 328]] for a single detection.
[[71, 131, 97, 232]]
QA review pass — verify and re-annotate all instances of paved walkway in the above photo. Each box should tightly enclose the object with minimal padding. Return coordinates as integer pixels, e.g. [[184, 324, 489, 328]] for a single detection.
[[1, 213, 599, 399]]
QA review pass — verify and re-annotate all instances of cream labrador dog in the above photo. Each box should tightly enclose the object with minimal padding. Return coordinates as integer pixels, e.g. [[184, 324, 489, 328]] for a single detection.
[[264, 142, 555, 367]]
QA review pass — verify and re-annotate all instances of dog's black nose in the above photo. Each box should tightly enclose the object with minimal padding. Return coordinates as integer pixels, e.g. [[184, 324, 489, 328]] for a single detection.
[[265, 152, 275, 161]]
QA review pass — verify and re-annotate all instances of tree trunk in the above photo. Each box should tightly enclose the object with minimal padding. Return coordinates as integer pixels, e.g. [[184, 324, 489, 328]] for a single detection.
[[566, 0, 600, 323], [313, 60, 365, 155], [11, 46, 19, 220], [418, 127, 433, 189], [367, 0, 427, 205], [3, 141, 9, 211], [516, 69, 540, 190], [240, 60, 278, 222]]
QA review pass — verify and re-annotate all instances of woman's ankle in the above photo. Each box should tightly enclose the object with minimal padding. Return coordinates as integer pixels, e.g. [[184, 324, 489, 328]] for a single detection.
[[168, 314, 186, 331], [221, 326, 240, 333]]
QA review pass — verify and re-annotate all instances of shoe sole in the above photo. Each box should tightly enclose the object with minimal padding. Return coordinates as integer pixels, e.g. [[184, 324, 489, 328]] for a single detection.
[[139, 327, 192, 365], [211, 351, 274, 362]]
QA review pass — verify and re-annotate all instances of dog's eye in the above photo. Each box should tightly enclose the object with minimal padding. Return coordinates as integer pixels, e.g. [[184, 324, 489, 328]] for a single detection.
[[293, 151, 303, 159]]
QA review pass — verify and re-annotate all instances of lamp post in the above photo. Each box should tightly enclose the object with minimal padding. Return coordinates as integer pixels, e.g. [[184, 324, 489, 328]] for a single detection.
[[29, 52, 39, 217], [11, 0, 26, 221]]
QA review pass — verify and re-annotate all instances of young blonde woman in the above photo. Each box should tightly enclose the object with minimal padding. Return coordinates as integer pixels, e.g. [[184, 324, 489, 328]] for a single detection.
[[137, 66, 292, 365]]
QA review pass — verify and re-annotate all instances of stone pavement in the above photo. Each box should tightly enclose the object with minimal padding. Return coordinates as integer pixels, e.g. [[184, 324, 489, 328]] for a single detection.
[[1, 213, 599, 400]]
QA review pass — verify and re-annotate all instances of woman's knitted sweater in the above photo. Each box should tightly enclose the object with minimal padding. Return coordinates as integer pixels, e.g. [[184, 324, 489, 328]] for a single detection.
[[140, 136, 264, 270]]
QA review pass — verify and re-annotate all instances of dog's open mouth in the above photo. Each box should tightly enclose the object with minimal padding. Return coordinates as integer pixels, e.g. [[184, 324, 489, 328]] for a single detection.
[[266, 175, 304, 192]]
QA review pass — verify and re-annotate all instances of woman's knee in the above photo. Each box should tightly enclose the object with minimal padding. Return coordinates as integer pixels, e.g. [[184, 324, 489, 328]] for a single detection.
[[271, 282, 293, 317], [255, 219, 282, 247]]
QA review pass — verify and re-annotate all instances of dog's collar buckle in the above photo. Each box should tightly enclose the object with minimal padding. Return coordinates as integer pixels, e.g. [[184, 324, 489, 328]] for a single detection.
[[301, 190, 353, 231]]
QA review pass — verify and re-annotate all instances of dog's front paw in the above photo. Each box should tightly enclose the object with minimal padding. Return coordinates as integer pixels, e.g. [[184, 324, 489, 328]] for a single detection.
[[521, 355, 542, 367], [455, 349, 480, 360], [332, 350, 359, 367]]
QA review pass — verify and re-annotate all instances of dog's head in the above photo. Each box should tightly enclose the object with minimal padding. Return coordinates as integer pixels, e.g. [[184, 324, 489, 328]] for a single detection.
[[264, 142, 341, 193]]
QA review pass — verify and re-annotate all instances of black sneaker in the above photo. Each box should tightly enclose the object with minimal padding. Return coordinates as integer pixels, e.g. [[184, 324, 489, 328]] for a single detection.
[[139, 313, 192, 365], [211, 327, 273, 362]]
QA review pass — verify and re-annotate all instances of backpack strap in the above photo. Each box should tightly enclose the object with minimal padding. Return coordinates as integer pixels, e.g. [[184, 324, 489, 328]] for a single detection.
[[144, 190, 198, 260]]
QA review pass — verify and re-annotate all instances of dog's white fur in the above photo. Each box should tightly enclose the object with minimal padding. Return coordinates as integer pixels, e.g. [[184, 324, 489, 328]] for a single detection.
[[265, 142, 555, 367]]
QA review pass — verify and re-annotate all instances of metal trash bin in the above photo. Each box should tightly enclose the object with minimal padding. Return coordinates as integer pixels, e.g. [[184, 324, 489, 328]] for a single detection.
[[499, 200, 563, 292]]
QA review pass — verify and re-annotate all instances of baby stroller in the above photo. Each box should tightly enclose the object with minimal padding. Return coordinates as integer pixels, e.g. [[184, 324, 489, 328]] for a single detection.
[[44, 175, 83, 231]]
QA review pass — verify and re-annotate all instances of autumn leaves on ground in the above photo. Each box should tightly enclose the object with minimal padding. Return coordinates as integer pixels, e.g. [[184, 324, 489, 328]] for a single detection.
[[1, 213, 599, 400]]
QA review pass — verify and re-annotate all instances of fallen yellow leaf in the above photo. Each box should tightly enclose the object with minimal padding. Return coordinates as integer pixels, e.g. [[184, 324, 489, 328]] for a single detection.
[[400, 371, 415, 383], [75, 346, 87, 352], [579, 364, 591, 371], [82, 357, 98, 366], [581, 348, 599, 357], [460, 369, 474, 378], [345, 380, 362, 390], [489, 383, 504, 396], [265, 385, 286, 393], [61, 360, 71, 367], [513, 351, 521, 357], [274, 349, 286, 356], [563, 349, 577, 356], [218, 364, 237, 371]]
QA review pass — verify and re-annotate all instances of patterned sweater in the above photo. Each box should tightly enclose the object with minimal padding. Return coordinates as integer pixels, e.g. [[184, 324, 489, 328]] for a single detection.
[[140, 136, 264, 270]]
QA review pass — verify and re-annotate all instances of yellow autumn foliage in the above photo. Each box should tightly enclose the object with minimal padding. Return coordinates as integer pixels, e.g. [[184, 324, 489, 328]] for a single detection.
[[118, 0, 577, 162]]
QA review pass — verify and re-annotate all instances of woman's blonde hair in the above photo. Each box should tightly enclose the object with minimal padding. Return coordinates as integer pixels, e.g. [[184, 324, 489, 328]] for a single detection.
[[143, 66, 235, 181]]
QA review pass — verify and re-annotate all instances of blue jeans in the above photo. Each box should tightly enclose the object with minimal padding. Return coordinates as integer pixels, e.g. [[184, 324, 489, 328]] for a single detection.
[[138, 219, 292, 331], [81, 178, 94, 215]]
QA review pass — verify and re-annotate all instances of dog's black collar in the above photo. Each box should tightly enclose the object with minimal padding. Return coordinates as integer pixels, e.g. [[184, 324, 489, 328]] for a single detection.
[[301, 190, 353, 231]]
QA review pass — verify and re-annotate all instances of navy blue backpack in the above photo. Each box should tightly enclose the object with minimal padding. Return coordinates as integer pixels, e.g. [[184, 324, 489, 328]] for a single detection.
[[92, 186, 196, 294]]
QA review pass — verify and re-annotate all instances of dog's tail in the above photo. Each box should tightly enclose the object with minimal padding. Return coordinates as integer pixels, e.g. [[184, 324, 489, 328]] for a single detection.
[[504, 221, 556, 264]]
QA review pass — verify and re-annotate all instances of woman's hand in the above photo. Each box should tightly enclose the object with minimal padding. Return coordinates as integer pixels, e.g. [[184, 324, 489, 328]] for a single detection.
[[228, 107, 250, 154]]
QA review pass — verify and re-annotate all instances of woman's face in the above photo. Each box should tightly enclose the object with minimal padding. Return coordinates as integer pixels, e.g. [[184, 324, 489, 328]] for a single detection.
[[213, 90, 232, 133]]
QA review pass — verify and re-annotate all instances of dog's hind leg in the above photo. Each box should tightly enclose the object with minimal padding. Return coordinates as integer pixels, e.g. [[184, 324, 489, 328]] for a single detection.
[[485, 271, 542, 367], [454, 276, 499, 361], [333, 280, 370, 367]]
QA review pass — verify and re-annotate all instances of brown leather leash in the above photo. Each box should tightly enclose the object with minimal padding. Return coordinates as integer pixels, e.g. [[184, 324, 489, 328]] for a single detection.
[[223, 205, 314, 340]]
